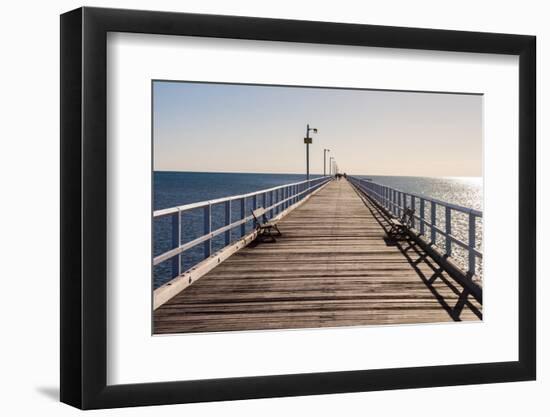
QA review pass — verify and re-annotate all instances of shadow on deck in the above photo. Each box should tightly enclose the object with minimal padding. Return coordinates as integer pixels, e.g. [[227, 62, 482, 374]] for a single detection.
[[358, 188, 482, 321]]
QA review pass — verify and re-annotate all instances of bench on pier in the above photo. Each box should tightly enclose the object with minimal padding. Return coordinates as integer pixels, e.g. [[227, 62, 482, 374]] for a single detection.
[[388, 207, 415, 240], [251, 207, 282, 242]]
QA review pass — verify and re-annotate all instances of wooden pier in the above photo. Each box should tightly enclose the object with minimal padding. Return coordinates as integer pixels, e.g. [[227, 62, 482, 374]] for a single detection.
[[154, 179, 481, 334]]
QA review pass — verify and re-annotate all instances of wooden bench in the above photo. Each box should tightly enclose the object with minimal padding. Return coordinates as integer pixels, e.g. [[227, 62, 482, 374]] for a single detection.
[[251, 207, 282, 242], [388, 207, 415, 240]]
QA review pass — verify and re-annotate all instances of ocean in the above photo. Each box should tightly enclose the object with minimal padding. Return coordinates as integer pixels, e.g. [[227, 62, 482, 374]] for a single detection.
[[153, 172, 482, 288]]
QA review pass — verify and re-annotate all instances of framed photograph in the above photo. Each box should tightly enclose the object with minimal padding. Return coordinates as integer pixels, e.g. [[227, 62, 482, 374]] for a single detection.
[[60, 7, 536, 409]]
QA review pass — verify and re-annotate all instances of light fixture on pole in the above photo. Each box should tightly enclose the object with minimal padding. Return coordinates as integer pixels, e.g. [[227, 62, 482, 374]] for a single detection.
[[304, 124, 318, 180], [323, 149, 330, 177]]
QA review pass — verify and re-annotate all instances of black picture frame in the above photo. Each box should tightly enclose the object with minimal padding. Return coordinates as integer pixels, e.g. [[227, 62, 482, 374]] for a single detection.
[[60, 6, 536, 410]]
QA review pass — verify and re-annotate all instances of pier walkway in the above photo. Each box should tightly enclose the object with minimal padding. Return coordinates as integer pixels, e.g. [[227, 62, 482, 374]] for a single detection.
[[154, 179, 482, 334]]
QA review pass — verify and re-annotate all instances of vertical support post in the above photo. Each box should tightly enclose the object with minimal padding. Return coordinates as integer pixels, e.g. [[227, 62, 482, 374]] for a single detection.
[[398, 192, 403, 217], [445, 206, 452, 256], [395, 190, 401, 217], [203, 204, 211, 258], [396, 191, 400, 215], [306, 141, 310, 180], [468, 212, 476, 276], [411, 195, 416, 228], [252, 194, 257, 212], [262, 192, 267, 221], [420, 198, 425, 235], [288, 186, 291, 208], [431, 201, 437, 244], [270, 190, 275, 218], [240, 197, 246, 237], [171, 211, 181, 278], [224, 200, 231, 246]]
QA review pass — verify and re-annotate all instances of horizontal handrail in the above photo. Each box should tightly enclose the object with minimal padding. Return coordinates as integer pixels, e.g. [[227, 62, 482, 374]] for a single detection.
[[154, 176, 330, 218], [154, 176, 332, 282], [354, 180, 482, 217], [348, 176, 483, 278]]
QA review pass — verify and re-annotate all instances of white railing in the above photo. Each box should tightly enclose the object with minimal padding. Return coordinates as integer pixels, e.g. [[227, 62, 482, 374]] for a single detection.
[[154, 176, 332, 280], [349, 176, 483, 278]]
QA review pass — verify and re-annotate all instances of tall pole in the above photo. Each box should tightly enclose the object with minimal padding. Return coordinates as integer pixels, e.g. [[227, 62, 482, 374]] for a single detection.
[[329, 157, 334, 176], [323, 149, 330, 177], [304, 124, 318, 180], [306, 124, 310, 180]]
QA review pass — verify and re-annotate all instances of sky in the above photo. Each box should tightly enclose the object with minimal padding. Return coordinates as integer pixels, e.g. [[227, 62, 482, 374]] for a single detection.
[[153, 81, 482, 177]]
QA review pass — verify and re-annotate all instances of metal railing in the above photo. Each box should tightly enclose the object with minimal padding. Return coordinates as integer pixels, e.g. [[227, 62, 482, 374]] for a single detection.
[[349, 176, 483, 278], [154, 176, 332, 280]]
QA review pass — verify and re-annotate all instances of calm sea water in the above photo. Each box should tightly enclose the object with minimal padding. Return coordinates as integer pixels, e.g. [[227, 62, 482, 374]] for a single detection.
[[153, 172, 482, 288], [359, 175, 482, 211]]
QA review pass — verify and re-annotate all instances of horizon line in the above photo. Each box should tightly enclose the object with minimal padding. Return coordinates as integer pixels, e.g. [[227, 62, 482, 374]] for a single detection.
[[153, 169, 482, 178]]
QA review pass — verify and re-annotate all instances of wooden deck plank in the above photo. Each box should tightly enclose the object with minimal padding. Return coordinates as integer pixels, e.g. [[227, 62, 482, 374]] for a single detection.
[[154, 179, 482, 334]]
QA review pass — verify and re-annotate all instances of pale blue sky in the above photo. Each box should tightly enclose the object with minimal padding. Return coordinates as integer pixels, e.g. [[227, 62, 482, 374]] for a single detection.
[[153, 81, 482, 177]]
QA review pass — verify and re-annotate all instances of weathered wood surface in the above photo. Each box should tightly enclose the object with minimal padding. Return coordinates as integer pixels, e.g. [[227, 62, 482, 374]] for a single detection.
[[154, 179, 482, 334]]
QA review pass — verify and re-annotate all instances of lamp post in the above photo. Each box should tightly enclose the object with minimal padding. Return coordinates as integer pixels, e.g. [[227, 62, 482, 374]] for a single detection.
[[329, 156, 335, 176], [323, 148, 330, 177], [304, 124, 318, 180]]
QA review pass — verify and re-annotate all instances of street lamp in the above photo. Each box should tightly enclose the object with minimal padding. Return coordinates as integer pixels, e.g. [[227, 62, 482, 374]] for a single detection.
[[329, 156, 335, 176], [323, 149, 330, 177], [304, 124, 318, 180]]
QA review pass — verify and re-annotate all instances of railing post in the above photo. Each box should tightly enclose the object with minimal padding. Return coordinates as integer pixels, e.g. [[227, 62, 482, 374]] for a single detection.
[[445, 206, 452, 256], [204, 204, 211, 258], [224, 200, 231, 246], [270, 190, 275, 219], [468, 212, 476, 276], [171, 211, 181, 278], [396, 191, 400, 215], [286, 185, 292, 208], [396, 191, 399, 215], [290, 185, 293, 205], [411, 195, 416, 228], [431, 202, 436, 244], [240, 197, 246, 237], [263, 192, 268, 221], [420, 198, 425, 235]]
